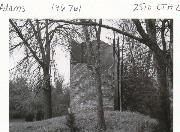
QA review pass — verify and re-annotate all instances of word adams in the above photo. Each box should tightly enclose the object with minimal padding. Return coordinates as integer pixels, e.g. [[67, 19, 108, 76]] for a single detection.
[[0, 3, 25, 12]]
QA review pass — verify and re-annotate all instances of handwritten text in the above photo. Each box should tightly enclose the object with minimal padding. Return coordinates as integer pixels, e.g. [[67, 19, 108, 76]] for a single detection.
[[52, 3, 81, 13], [133, 3, 180, 12], [0, 3, 25, 12]]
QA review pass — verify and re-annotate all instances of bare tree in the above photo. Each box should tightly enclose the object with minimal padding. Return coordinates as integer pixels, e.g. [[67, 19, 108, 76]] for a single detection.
[[94, 19, 106, 131], [9, 19, 71, 119], [132, 19, 172, 132]]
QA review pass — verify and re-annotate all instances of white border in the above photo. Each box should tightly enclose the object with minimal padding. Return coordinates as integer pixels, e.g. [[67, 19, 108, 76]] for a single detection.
[[0, 0, 179, 131]]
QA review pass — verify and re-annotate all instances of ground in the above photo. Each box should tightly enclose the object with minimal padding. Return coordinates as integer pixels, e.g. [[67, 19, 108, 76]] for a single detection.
[[9, 111, 158, 132]]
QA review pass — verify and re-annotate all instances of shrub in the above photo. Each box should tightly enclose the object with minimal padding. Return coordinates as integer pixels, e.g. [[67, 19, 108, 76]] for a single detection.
[[25, 112, 34, 122], [75, 111, 158, 132], [9, 111, 22, 119], [66, 110, 78, 132], [10, 111, 158, 132], [36, 110, 44, 121]]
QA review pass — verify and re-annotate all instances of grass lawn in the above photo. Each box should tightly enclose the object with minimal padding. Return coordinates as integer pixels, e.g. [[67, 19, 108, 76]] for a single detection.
[[9, 111, 158, 132]]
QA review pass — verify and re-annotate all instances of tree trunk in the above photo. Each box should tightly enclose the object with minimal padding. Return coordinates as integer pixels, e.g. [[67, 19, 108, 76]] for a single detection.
[[95, 66, 106, 131], [156, 57, 171, 132], [95, 19, 106, 131], [116, 37, 121, 111], [113, 35, 121, 111], [42, 68, 52, 119], [121, 32, 124, 111], [133, 19, 172, 132], [113, 34, 118, 111], [113, 58, 119, 110]]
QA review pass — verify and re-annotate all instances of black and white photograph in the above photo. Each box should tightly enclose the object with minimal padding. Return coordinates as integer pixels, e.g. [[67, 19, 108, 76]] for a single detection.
[[9, 19, 173, 132]]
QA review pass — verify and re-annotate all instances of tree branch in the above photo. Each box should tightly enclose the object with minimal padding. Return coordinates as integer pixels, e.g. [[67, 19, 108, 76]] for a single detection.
[[9, 55, 31, 71], [49, 19, 145, 44], [9, 42, 23, 51], [49, 24, 64, 43], [16, 21, 54, 47], [9, 19, 44, 67], [161, 20, 166, 51], [28, 20, 46, 62], [132, 19, 149, 40], [132, 19, 162, 54]]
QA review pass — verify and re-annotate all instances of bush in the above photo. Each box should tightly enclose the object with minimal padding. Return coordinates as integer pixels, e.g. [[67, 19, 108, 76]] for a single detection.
[[75, 111, 158, 132], [10, 111, 158, 132], [25, 112, 34, 122], [9, 111, 23, 119], [66, 111, 78, 132], [36, 110, 44, 121]]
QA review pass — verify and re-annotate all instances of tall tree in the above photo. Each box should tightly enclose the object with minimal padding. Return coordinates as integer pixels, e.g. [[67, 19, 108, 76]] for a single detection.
[[113, 26, 124, 111], [113, 36, 121, 111], [121, 27, 124, 112], [132, 19, 172, 132], [94, 19, 106, 131], [9, 19, 72, 119], [10, 19, 53, 118]]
